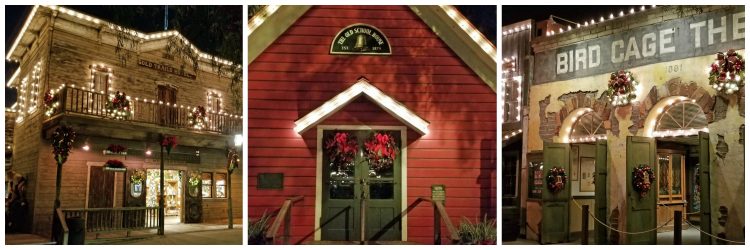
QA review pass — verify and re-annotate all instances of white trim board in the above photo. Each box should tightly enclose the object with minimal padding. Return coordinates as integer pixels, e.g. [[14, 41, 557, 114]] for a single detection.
[[314, 125, 408, 241], [294, 78, 429, 135]]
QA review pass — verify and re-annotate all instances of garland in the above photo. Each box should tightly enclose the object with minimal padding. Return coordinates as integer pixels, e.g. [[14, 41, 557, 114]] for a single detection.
[[188, 172, 201, 187], [106, 144, 127, 154], [52, 126, 76, 165], [106, 91, 132, 120], [632, 164, 655, 198], [546, 167, 567, 193], [188, 106, 208, 130], [130, 169, 145, 183], [104, 159, 126, 169], [364, 132, 399, 173], [708, 49, 745, 94], [44, 90, 59, 116], [605, 70, 639, 106], [325, 132, 358, 172], [160, 135, 178, 154]]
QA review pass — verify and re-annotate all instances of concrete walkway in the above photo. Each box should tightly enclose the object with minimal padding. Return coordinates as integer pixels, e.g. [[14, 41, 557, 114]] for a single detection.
[[104, 227, 243, 245], [503, 227, 702, 245]]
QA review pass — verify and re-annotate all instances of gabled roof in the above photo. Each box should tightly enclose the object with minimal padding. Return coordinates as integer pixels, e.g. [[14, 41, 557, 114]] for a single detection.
[[248, 5, 497, 92], [294, 78, 430, 135], [6, 5, 237, 68]]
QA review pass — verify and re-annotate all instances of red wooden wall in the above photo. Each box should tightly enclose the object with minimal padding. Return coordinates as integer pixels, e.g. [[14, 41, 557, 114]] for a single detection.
[[248, 5, 496, 244]]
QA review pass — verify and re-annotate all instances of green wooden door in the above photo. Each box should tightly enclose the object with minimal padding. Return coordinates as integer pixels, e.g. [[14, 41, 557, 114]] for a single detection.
[[698, 131, 712, 244], [625, 136, 656, 244], [541, 142, 570, 244], [321, 130, 402, 241], [594, 139, 608, 244]]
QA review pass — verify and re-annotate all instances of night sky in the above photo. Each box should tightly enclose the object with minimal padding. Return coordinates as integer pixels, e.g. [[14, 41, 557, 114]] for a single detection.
[[502, 5, 648, 26], [5, 5, 241, 107]]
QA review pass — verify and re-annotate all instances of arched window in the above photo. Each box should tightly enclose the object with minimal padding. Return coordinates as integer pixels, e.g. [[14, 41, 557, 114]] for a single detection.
[[569, 111, 606, 143], [652, 99, 707, 137]]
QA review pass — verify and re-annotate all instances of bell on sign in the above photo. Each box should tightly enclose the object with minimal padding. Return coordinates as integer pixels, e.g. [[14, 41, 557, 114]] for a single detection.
[[330, 23, 392, 55]]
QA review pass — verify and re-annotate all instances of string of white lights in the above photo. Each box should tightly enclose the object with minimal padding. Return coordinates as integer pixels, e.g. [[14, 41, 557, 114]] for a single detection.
[[544, 5, 658, 37]]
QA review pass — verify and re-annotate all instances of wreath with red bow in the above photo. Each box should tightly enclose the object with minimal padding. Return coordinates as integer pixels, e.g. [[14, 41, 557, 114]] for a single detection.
[[605, 70, 639, 106], [325, 132, 358, 172], [709, 49, 744, 94], [632, 164, 655, 198], [546, 167, 567, 193], [364, 132, 399, 173], [44, 90, 59, 116], [188, 106, 208, 130], [106, 91, 132, 120]]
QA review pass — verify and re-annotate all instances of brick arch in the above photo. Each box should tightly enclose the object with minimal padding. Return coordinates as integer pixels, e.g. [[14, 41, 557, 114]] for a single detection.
[[629, 77, 717, 135], [538, 90, 617, 142]]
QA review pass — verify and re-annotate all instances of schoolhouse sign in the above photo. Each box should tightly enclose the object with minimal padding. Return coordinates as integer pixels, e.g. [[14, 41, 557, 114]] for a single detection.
[[330, 24, 392, 55], [534, 7, 745, 84]]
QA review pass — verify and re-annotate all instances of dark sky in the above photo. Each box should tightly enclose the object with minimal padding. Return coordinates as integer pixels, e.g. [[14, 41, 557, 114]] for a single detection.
[[5, 5, 241, 107], [503, 5, 647, 26]]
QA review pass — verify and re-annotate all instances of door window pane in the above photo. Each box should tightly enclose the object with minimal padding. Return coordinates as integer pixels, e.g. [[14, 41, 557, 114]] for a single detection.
[[369, 182, 394, 199], [215, 173, 227, 198], [671, 154, 681, 195], [329, 178, 354, 199], [658, 154, 670, 195]]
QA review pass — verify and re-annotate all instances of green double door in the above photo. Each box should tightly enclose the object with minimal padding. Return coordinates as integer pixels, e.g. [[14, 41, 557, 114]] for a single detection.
[[321, 130, 402, 241]]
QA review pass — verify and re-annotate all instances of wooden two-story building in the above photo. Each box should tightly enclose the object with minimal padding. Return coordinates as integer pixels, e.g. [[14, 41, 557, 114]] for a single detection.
[[5, 5, 242, 238], [248, 5, 496, 244]]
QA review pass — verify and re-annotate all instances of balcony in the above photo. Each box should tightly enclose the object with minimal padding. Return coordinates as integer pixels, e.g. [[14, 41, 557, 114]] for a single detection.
[[43, 86, 242, 148]]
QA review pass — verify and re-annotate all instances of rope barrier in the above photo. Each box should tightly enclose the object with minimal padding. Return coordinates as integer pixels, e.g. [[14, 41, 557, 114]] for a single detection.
[[682, 218, 745, 244], [570, 199, 745, 244], [571, 199, 674, 235]]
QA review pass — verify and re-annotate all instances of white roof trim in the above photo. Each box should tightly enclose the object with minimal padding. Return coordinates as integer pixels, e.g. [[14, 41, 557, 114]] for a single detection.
[[294, 78, 430, 135], [7, 5, 237, 68], [6, 68, 21, 87]]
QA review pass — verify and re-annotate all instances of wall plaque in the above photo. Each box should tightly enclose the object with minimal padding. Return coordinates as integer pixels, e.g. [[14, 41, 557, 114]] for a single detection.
[[330, 24, 391, 55], [431, 184, 446, 202], [258, 173, 284, 189], [138, 59, 197, 80]]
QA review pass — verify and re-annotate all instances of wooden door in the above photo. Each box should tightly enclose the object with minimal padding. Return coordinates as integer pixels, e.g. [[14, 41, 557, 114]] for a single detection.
[[698, 132, 712, 244], [157, 85, 178, 127], [541, 142, 570, 244], [184, 171, 202, 223], [594, 140, 608, 244], [87, 166, 115, 229], [124, 169, 147, 227], [321, 130, 402, 241], [625, 136, 656, 244]]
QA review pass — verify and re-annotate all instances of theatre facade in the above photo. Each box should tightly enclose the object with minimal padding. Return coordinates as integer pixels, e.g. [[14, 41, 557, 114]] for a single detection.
[[248, 5, 496, 244], [5, 6, 242, 239], [503, 5, 744, 244]]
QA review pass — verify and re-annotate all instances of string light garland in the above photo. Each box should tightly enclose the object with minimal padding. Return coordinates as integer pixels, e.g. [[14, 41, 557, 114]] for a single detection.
[[106, 91, 133, 120], [708, 49, 744, 94], [503, 129, 523, 141], [545, 5, 659, 37], [188, 106, 209, 130]]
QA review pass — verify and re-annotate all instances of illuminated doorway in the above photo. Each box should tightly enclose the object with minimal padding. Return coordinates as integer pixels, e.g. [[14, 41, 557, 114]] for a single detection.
[[146, 169, 183, 224]]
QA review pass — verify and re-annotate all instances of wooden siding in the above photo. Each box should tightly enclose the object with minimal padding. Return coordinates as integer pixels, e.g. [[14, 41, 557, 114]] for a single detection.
[[248, 6, 496, 244]]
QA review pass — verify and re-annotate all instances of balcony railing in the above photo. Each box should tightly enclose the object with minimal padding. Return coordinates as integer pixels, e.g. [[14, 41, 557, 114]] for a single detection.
[[47, 86, 241, 134]]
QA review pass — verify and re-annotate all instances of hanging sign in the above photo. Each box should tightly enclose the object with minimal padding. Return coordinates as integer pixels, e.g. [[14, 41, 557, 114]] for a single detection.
[[330, 24, 392, 55]]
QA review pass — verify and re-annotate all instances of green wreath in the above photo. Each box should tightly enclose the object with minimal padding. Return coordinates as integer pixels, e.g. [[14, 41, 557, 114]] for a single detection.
[[546, 167, 567, 193]]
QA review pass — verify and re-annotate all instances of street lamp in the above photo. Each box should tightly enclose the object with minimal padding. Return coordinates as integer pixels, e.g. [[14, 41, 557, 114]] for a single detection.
[[227, 134, 242, 229]]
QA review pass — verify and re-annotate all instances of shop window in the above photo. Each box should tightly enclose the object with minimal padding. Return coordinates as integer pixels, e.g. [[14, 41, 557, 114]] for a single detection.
[[657, 153, 685, 203], [502, 152, 519, 198], [215, 173, 227, 198], [528, 161, 543, 199], [201, 172, 213, 198]]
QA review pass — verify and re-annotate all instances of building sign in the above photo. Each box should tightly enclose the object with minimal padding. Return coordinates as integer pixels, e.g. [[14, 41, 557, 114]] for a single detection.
[[431, 184, 446, 202], [138, 59, 197, 80], [330, 24, 392, 55], [534, 7, 745, 84]]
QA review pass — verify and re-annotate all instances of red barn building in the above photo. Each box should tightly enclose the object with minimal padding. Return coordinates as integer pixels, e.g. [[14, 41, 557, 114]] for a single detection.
[[248, 5, 496, 244]]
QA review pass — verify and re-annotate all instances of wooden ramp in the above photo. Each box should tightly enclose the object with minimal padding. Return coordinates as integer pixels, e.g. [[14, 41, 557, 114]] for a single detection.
[[5, 233, 56, 245]]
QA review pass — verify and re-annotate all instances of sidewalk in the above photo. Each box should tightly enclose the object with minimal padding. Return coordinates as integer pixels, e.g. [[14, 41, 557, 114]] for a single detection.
[[97, 225, 243, 245], [502, 227, 701, 245]]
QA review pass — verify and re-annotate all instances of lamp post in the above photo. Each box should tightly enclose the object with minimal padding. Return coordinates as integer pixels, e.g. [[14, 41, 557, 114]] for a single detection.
[[157, 134, 176, 236], [227, 134, 242, 229]]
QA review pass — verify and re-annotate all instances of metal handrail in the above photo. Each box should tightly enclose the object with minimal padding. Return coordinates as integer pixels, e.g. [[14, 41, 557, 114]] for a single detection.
[[417, 197, 460, 244], [265, 196, 304, 244], [55, 208, 69, 245]]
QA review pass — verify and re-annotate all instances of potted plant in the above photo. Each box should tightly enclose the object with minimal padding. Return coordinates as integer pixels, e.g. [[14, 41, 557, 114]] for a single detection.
[[457, 215, 497, 245], [248, 212, 272, 244]]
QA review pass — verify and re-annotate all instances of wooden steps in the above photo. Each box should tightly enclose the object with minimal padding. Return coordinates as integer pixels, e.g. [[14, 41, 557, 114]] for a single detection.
[[5, 233, 56, 245]]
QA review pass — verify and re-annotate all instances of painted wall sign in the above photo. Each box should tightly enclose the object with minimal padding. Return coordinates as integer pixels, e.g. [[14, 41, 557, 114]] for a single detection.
[[138, 59, 197, 80], [534, 7, 745, 84], [330, 24, 392, 55]]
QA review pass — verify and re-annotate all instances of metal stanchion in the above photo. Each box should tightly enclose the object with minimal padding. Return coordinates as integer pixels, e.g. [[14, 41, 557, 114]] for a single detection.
[[582, 205, 589, 245], [674, 210, 682, 245]]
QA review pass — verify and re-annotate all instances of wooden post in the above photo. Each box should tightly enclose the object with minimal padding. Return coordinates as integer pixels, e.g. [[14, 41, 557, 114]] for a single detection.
[[284, 203, 291, 244], [582, 205, 589, 245], [158, 145, 165, 235], [52, 162, 63, 241], [360, 195, 366, 244], [674, 210, 682, 245], [434, 203, 441, 245], [227, 170, 233, 229]]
